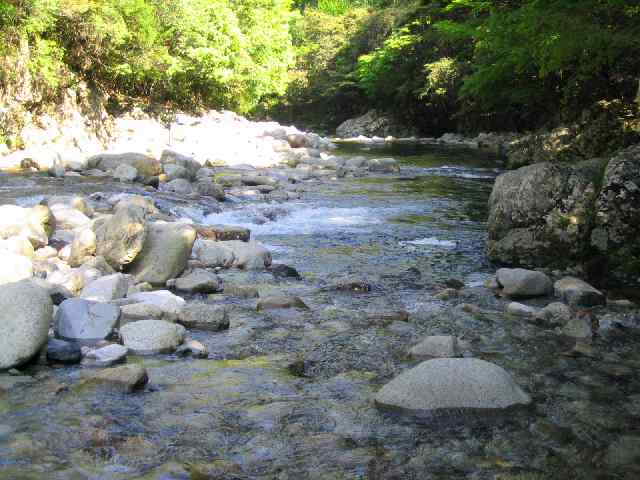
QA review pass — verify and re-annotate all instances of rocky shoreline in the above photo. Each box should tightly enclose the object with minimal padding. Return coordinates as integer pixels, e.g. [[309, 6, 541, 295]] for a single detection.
[[1, 111, 639, 478]]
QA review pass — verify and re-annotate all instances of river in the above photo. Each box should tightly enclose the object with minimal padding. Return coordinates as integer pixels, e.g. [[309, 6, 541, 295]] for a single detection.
[[0, 142, 638, 479]]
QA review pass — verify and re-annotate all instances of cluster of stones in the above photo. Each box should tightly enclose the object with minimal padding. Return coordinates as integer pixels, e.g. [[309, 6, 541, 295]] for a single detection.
[[372, 266, 620, 416], [0, 114, 406, 394]]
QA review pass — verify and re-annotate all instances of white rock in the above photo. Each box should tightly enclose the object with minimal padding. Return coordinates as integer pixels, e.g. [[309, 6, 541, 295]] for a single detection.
[[128, 290, 185, 317]]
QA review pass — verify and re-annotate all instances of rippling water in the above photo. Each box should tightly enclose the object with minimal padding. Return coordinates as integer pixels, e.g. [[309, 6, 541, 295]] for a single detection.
[[1, 143, 639, 479]]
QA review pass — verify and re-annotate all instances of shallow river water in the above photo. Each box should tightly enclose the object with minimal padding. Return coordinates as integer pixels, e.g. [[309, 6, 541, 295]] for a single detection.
[[1, 143, 639, 479]]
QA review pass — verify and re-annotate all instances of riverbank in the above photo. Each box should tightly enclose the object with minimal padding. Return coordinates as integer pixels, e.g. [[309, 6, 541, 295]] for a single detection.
[[0, 113, 639, 479]]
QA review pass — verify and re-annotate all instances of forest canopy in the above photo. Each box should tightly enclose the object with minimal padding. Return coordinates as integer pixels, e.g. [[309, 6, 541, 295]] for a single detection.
[[1, 0, 639, 132]]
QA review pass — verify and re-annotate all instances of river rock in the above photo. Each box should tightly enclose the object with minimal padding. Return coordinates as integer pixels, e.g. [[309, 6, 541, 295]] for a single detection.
[[49, 204, 91, 230], [68, 227, 97, 267], [93, 203, 148, 270], [590, 145, 640, 285], [83, 364, 149, 393], [83, 344, 128, 367], [167, 269, 221, 293], [120, 302, 165, 323], [160, 149, 201, 179], [562, 313, 594, 340], [223, 285, 259, 298], [46, 338, 82, 364], [120, 320, 186, 354], [0, 252, 33, 285], [194, 240, 236, 268], [176, 339, 209, 358], [47, 196, 94, 217], [487, 160, 603, 269], [113, 163, 138, 182], [0, 204, 53, 248], [195, 224, 250, 242], [159, 178, 194, 195], [195, 179, 226, 200], [127, 290, 185, 318], [113, 194, 158, 216], [409, 336, 460, 359], [177, 303, 229, 331], [0, 280, 53, 369], [226, 240, 272, 270], [163, 163, 189, 181], [257, 296, 309, 311], [368, 157, 400, 173], [88, 152, 161, 177], [54, 299, 120, 342], [496, 268, 552, 298], [80, 273, 129, 302], [554, 277, 605, 307], [336, 110, 414, 138], [241, 175, 278, 187], [533, 302, 572, 327], [270, 264, 301, 280], [126, 222, 196, 285], [375, 358, 531, 412], [506, 302, 538, 316]]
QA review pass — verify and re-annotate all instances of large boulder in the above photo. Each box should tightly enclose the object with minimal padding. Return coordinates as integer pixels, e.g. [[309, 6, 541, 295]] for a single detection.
[[496, 268, 552, 298], [488, 144, 640, 286], [375, 358, 531, 413], [590, 144, 640, 285], [92, 203, 148, 270], [487, 159, 603, 269], [126, 222, 196, 285], [88, 152, 161, 177], [336, 110, 415, 138], [54, 299, 120, 342], [0, 280, 53, 369], [120, 320, 186, 354]]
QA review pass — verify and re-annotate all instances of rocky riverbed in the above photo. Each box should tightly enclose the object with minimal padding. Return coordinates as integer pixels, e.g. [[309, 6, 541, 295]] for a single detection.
[[0, 113, 639, 479]]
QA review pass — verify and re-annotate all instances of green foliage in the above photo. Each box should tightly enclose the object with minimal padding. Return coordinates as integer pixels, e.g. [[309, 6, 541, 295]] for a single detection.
[[1, 0, 295, 113]]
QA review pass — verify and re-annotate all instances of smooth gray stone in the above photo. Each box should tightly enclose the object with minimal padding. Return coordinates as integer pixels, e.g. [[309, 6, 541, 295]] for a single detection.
[[375, 358, 531, 413], [54, 298, 120, 343]]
